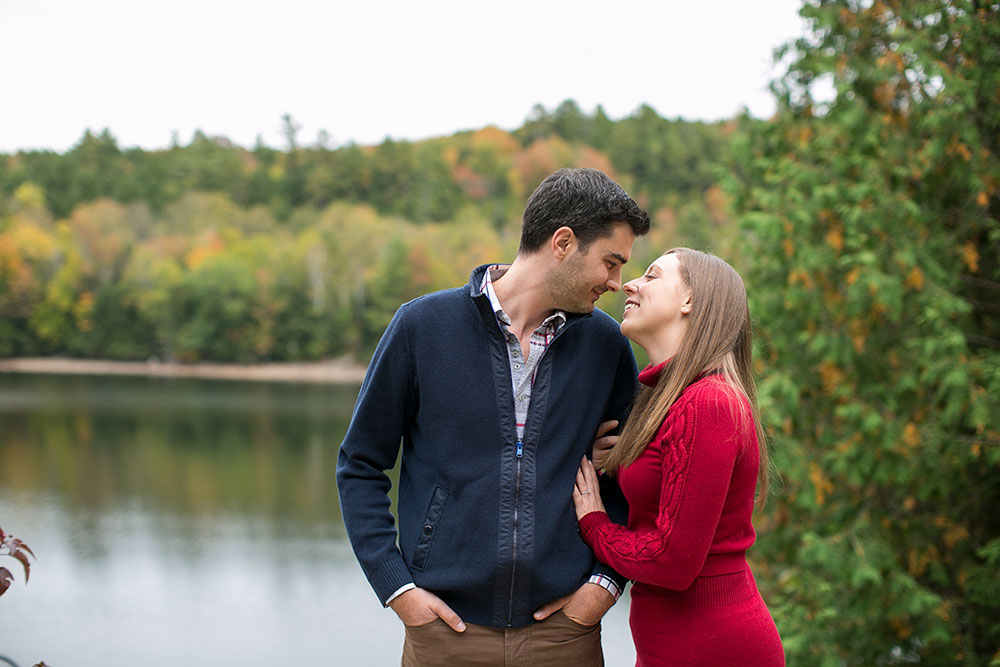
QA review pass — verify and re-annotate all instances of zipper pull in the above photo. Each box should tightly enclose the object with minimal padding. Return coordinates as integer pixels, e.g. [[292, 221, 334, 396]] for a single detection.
[[516, 441, 523, 458]]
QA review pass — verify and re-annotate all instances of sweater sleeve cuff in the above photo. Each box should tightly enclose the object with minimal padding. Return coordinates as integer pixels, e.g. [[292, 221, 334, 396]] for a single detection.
[[581, 512, 629, 590], [367, 553, 415, 606], [579, 510, 613, 543]]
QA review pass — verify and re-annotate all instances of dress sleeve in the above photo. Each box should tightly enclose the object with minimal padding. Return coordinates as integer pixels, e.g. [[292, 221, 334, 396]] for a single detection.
[[578, 387, 745, 590]]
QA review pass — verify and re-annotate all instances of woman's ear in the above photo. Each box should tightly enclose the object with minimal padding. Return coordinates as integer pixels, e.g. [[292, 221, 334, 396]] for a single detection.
[[680, 292, 693, 314]]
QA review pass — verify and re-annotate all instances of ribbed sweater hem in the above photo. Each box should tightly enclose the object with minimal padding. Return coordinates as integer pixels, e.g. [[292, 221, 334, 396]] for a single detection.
[[632, 563, 757, 608]]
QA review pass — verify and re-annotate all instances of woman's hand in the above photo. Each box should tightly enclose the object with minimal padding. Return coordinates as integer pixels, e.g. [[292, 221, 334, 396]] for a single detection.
[[591, 419, 619, 471], [572, 456, 607, 521]]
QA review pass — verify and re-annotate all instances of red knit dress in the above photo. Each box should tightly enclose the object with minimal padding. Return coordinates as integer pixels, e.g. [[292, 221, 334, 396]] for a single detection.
[[579, 363, 784, 666]]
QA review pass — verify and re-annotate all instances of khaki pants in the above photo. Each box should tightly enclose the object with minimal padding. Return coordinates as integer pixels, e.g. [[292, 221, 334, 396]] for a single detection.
[[401, 610, 604, 666]]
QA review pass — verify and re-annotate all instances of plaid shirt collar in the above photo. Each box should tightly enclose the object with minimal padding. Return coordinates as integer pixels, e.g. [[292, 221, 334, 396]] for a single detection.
[[481, 265, 567, 331]]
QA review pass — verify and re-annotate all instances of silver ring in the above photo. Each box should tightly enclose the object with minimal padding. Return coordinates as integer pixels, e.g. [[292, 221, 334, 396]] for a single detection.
[[581, 489, 591, 495]]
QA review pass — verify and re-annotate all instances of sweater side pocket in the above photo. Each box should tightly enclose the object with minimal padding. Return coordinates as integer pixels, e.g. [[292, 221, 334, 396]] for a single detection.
[[411, 485, 448, 571]]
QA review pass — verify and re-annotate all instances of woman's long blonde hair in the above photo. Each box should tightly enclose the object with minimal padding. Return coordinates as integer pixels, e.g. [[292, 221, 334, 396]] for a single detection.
[[604, 248, 770, 505]]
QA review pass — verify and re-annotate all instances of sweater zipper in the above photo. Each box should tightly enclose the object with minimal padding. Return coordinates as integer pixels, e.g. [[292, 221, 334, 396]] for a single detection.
[[507, 439, 523, 626], [501, 326, 570, 626]]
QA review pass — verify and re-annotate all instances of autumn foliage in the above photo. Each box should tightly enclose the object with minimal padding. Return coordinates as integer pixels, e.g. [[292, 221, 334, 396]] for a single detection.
[[0, 106, 728, 360]]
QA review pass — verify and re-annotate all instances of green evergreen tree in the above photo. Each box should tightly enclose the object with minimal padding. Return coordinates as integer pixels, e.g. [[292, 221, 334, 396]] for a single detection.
[[727, 1, 1000, 663]]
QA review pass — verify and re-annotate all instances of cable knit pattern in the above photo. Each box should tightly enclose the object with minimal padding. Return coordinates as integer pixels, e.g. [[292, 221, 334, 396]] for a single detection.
[[589, 398, 695, 563], [578, 371, 757, 590]]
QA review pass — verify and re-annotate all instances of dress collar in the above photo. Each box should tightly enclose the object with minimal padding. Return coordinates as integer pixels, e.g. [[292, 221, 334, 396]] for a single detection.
[[637, 359, 671, 387], [637, 358, 723, 388]]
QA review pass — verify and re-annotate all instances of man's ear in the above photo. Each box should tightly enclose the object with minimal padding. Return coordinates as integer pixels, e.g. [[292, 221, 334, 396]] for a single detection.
[[551, 226, 577, 260]]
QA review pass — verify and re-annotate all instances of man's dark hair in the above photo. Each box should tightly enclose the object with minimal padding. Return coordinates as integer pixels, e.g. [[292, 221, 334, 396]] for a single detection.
[[519, 168, 650, 254]]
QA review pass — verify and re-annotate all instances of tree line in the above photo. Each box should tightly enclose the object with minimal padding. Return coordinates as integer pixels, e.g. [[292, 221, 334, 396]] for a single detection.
[[0, 102, 727, 224], [0, 105, 733, 361]]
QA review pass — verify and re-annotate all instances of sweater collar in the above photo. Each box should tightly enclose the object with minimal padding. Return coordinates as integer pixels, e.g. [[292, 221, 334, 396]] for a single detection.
[[469, 264, 492, 298], [637, 358, 723, 388], [637, 359, 671, 387], [467, 263, 591, 325], [480, 264, 567, 331]]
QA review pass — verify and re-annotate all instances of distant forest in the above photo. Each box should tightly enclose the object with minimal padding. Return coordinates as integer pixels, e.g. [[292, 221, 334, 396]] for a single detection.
[[0, 100, 742, 361]]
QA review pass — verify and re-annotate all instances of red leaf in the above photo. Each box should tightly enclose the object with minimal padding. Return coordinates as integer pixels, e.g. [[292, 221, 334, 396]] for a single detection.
[[0, 566, 11, 597], [12, 539, 36, 559], [12, 549, 30, 582]]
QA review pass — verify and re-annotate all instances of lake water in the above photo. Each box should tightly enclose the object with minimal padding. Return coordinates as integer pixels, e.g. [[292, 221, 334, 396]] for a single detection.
[[0, 373, 635, 666]]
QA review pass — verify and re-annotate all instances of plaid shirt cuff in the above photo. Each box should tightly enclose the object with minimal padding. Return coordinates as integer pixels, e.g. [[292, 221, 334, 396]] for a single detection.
[[587, 574, 623, 601]]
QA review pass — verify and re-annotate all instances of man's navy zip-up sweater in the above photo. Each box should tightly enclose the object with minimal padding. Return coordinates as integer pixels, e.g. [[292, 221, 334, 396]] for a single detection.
[[336, 265, 637, 628]]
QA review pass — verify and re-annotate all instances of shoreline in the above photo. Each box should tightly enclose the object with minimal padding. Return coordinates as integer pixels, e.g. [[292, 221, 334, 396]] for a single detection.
[[0, 356, 369, 384]]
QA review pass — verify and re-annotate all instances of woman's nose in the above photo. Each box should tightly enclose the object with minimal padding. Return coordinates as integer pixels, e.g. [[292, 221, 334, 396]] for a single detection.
[[623, 280, 638, 295]]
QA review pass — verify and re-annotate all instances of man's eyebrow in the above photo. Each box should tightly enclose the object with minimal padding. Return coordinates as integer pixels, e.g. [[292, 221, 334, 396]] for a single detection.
[[608, 252, 628, 265]]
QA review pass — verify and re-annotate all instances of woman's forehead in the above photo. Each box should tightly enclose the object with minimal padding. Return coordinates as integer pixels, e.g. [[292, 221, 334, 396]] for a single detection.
[[649, 253, 679, 272]]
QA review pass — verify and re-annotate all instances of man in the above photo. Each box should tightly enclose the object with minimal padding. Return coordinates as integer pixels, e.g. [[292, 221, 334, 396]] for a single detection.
[[336, 168, 650, 665]]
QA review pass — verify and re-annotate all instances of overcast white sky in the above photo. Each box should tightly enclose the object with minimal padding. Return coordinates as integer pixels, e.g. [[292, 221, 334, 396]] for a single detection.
[[0, 0, 807, 153]]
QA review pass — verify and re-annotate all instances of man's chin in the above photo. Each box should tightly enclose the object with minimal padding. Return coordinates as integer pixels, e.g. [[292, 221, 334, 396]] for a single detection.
[[563, 301, 596, 315]]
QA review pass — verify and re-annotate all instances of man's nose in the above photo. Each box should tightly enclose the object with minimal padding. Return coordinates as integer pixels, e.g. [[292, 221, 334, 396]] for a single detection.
[[606, 268, 623, 292]]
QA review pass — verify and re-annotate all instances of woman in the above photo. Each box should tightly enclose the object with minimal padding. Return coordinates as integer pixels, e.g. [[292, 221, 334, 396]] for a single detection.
[[574, 248, 783, 666]]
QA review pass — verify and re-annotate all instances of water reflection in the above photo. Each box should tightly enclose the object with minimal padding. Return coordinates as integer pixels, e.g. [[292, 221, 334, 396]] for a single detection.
[[0, 373, 384, 665], [0, 373, 633, 666], [0, 374, 360, 527]]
